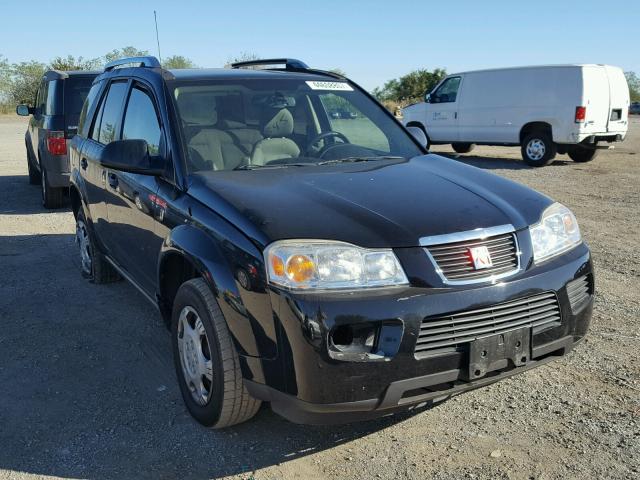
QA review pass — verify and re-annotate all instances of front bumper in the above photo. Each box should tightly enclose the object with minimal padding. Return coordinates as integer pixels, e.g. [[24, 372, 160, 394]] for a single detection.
[[249, 243, 593, 424]]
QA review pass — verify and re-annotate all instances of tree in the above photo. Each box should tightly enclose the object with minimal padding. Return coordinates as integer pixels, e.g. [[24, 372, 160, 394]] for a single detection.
[[625, 71, 640, 102], [225, 52, 260, 68], [103, 46, 150, 64], [7, 60, 47, 104], [373, 68, 447, 103], [163, 55, 196, 69], [50, 55, 101, 71]]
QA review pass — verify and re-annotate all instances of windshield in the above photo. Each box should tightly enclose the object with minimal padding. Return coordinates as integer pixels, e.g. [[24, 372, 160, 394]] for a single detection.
[[169, 78, 422, 172]]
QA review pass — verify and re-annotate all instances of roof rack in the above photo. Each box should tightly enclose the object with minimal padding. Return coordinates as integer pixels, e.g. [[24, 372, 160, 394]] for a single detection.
[[231, 58, 310, 71], [104, 56, 161, 72]]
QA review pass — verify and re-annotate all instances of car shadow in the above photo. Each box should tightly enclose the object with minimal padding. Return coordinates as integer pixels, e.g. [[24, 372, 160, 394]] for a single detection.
[[434, 152, 574, 170], [0, 232, 433, 480], [0, 174, 69, 214]]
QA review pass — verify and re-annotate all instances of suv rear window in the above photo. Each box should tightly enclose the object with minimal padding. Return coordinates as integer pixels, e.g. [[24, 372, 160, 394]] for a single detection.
[[64, 77, 96, 114]]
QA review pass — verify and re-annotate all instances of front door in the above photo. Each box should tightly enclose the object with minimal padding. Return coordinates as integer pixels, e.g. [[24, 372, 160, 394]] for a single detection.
[[104, 83, 165, 293], [425, 76, 462, 142]]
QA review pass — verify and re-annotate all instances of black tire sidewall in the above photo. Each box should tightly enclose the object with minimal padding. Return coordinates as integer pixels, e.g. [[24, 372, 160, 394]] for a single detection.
[[76, 209, 94, 279], [568, 146, 598, 162], [521, 132, 556, 167], [171, 281, 226, 426]]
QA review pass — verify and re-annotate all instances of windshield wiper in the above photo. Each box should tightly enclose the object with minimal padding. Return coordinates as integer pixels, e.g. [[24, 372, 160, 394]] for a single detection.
[[233, 163, 312, 171], [317, 156, 404, 165]]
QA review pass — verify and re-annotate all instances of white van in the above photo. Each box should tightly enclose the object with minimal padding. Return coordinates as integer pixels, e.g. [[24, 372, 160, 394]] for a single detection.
[[401, 65, 630, 166]]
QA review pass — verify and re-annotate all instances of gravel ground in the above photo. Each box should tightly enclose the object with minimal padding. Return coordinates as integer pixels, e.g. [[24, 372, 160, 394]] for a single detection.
[[0, 115, 638, 480]]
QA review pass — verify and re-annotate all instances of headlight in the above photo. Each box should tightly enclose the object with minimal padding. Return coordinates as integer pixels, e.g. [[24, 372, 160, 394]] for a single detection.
[[264, 240, 409, 290], [529, 203, 581, 262]]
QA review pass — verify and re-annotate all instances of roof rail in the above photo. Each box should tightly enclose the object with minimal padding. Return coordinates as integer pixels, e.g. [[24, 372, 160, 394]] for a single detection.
[[104, 56, 161, 72], [231, 58, 310, 70]]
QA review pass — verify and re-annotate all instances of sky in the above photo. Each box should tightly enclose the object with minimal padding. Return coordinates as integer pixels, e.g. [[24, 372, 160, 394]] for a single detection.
[[1, 0, 638, 91]]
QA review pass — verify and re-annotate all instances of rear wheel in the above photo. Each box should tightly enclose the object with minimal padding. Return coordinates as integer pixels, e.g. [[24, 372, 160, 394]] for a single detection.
[[75, 209, 121, 283], [172, 278, 261, 428], [26, 144, 39, 185], [567, 145, 599, 163], [521, 131, 557, 167], [41, 167, 65, 209], [452, 143, 475, 154]]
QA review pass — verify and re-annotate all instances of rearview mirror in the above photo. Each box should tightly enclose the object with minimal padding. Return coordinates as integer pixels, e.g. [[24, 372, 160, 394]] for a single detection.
[[16, 104, 32, 116], [406, 126, 428, 149], [99, 139, 164, 176]]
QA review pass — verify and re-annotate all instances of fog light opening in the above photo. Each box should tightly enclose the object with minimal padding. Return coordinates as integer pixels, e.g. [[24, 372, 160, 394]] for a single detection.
[[331, 325, 354, 347]]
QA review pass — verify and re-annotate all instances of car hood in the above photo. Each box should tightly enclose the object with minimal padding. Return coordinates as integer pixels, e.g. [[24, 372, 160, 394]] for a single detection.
[[189, 155, 553, 249]]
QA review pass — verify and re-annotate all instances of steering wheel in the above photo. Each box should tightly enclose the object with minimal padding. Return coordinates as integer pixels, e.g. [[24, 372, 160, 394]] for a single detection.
[[306, 131, 350, 157]]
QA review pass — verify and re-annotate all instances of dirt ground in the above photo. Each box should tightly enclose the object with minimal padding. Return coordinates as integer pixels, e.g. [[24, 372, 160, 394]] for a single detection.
[[0, 114, 638, 480]]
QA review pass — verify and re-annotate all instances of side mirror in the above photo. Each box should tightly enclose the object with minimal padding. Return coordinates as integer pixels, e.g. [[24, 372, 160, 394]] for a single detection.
[[16, 105, 32, 116], [99, 139, 164, 176], [424, 93, 431, 103], [406, 126, 428, 149]]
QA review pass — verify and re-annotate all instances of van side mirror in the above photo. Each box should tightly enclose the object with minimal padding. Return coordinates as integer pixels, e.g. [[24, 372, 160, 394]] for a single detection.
[[424, 93, 431, 103], [16, 105, 33, 116], [99, 139, 164, 176], [406, 126, 428, 149]]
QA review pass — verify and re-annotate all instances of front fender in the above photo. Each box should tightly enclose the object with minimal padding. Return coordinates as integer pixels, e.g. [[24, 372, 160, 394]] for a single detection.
[[159, 223, 277, 363]]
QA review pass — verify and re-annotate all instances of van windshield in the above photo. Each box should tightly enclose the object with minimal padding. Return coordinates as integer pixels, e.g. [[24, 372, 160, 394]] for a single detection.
[[169, 78, 422, 172]]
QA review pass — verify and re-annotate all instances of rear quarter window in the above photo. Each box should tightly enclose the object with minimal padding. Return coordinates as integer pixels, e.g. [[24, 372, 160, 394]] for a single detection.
[[78, 81, 103, 138]]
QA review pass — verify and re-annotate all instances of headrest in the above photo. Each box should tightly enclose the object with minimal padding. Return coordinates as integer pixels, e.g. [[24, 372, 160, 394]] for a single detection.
[[176, 93, 217, 125], [262, 108, 294, 137]]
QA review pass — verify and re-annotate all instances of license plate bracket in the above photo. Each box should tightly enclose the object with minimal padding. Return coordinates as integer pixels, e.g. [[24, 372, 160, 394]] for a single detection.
[[467, 328, 531, 380]]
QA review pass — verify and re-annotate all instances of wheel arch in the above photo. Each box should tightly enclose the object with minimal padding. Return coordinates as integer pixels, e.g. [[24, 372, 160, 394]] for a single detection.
[[157, 223, 274, 361], [519, 121, 553, 144]]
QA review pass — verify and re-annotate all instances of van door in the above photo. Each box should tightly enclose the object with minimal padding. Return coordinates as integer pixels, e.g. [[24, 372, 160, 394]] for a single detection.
[[581, 66, 611, 134], [425, 76, 461, 142], [604, 66, 630, 134]]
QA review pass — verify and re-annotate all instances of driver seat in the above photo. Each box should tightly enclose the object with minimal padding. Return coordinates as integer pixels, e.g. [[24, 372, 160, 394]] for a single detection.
[[250, 108, 300, 166]]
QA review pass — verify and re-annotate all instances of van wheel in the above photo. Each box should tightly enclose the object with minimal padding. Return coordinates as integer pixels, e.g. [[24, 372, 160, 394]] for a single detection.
[[452, 143, 475, 154], [567, 145, 598, 163], [75, 209, 121, 283], [26, 145, 39, 185], [521, 132, 556, 167], [41, 167, 65, 209], [172, 278, 261, 428]]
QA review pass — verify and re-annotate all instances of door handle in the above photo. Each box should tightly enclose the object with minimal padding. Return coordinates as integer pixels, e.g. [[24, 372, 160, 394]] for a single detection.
[[80, 158, 88, 170], [107, 172, 118, 189]]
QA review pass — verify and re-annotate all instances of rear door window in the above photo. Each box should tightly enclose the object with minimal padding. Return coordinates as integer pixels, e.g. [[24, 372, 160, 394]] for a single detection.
[[122, 85, 162, 156], [91, 81, 128, 144], [78, 81, 102, 137]]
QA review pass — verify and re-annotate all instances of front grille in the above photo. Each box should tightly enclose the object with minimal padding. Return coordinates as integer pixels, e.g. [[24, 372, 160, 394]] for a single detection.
[[415, 292, 561, 356], [566, 274, 592, 313], [425, 232, 519, 283]]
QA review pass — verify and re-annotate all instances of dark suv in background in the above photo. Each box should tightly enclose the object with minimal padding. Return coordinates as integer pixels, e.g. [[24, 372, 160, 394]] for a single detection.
[[68, 56, 593, 428], [17, 70, 99, 208]]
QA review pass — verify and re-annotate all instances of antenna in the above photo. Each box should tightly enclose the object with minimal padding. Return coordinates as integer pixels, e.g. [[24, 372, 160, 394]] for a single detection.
[[154, 10, 162, 66]]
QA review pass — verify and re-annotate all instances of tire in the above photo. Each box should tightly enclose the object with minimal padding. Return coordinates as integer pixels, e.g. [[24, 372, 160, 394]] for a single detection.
[[75, 208, 121, 283], [26, 144, 39, 185], [171, 278, 261, 428], [41, 167, 65, 209], [521, 131, 557, 167], [452, 143, 475, 154], [567, 145, 599, 163]]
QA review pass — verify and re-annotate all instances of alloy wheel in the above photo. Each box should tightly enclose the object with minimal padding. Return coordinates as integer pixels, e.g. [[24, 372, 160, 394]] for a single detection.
[[177, 306, 214, 406], [75, 219, 92, 276]]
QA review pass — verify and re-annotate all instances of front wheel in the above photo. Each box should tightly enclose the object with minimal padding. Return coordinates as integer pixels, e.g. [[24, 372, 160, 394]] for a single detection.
[[567, 145, 599, 163], [452, 143, 475, 154], [172, 278, 261, 428], [521, 131, 557, 167]]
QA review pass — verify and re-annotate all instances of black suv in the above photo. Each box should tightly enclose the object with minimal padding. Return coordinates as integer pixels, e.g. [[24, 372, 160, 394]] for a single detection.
[[69, 56, 594, 428], [17, 70, 99, 208]]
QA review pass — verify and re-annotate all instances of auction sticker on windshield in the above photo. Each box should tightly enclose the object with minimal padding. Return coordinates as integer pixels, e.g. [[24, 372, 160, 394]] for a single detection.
[[306, 81, 354, 91]]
